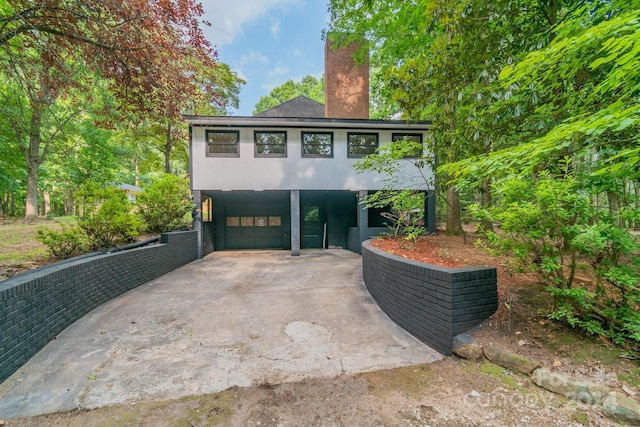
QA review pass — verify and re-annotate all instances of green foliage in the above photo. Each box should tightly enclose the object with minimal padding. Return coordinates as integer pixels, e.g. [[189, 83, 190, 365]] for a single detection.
[[36, 223, 88, 258], [471, 169, 640, 349], [362, 190, 425, 247], [470, 171, 590, 288], [354, 134, 432, 245], [442, 0, 640, 181], [136, 174, 193, 234], [76, 183, 144, 250]]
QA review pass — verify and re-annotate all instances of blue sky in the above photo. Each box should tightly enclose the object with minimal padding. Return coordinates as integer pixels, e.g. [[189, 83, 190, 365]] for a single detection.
[[201, 1, 330, 116]]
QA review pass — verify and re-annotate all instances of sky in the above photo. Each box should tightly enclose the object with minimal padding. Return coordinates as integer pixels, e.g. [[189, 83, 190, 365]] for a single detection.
[[201, 1, 330, 116]]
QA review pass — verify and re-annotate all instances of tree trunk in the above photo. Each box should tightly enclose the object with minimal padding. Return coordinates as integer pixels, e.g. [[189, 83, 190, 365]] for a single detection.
[[24, 80, 51, 220], [607, 191, 620, 226], [25, 161, 39, 220], [134, 158, 140, 187], [44, 190, 51, 217], [478, 176, 493, 232], [445, 183, 463, 235]]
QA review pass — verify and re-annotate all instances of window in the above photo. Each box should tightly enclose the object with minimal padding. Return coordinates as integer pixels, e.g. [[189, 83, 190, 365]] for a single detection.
[[347, 133, 378, 158], [206, 130, 239, 157], [226, 216, 281, 226], [254, 131, 287, 157], [392, 133, 423, 158], [268, 216, 281, 226], [202, 197, 213, 222], [302, 132, 333, 157]]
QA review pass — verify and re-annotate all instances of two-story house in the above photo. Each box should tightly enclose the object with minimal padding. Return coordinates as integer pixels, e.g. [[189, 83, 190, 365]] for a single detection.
[[186, 38, 434, 257]]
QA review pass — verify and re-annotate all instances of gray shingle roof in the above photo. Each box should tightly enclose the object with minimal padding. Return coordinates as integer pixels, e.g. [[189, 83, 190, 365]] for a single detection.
[[254, 95, 325, 118]]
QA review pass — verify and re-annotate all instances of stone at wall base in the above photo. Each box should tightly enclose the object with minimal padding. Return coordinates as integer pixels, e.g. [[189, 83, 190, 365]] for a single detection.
[[452, 334, 484, 360], [602, 391, 640, 426], [483, 345, 540, 375], [532, 368, 610, 405]]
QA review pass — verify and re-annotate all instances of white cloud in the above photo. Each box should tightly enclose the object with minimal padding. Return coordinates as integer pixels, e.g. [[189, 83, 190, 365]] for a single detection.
[[239, 50, 268, 67], [268, 65, 289, 78], [202, 0, 300, 46], [270, 19, 281, 39]]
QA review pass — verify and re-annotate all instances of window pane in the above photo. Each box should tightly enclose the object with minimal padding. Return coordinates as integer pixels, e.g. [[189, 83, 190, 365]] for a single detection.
[[348, 133, 378, 157], [255, 216, 267, 227], [206, 130, 239, 156], [268, 216, 281, 226], [241, 216, 254, 226], [255, 131, 286, 156], [392, 133, 423, 157], [302, 132, 333, 157], [227, 217, 240, 226]]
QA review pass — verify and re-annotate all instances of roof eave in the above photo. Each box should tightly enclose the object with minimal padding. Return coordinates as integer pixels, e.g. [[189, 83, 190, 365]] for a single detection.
[[182, 115, 432, 130]]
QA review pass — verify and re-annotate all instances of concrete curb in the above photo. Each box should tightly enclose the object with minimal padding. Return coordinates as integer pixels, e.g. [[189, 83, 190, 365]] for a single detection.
[[453, 333, 640, 426]]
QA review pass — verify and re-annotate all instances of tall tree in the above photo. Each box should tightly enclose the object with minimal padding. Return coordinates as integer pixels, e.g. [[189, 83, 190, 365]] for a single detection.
[[0, 0, 217, 219], [443, 0, 639, 183], [254, 75, 324, 114], [328, 0, 569, 234]]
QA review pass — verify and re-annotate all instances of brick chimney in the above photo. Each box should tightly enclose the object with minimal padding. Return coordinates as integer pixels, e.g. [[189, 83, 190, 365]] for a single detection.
[[324, 35, 369, 119]]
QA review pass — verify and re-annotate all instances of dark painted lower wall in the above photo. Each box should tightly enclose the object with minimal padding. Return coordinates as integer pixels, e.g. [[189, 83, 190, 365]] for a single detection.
[[362, 240, 498, 355], [347, 227, 388, 253], [202, 222, 215, 255], [0, 230, 197, 383]]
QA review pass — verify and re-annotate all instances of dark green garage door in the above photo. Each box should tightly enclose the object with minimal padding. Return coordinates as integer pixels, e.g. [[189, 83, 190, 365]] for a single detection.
[[224, 204, 285, 249]]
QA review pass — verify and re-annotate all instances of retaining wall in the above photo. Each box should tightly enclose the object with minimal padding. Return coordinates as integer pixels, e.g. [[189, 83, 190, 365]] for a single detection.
[[0, 230, 198, 383], [362, 240, 498, 355]]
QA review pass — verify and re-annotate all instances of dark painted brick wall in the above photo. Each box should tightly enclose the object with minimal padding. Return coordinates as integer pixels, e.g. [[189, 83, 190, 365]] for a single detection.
[[362, 240, 497, 355], [0, 231, 197, 383]]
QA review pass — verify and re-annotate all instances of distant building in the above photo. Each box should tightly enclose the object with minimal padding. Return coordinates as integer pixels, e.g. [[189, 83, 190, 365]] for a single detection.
[[116, 183, 142, 203]]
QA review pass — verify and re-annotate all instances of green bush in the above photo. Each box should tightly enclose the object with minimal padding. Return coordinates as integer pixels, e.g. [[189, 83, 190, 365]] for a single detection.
[[469, 171, 640, 350], [469, 173, 591, 289], [361, 190, 426, 247], [136, 174, 193, 234], [76, 183, 144, 250], [36, 223, 88, 258]]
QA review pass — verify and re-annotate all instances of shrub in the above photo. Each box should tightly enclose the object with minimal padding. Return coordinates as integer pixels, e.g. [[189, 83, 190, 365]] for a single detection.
[[136, 174, 193, 234], [76, 183, 144, 250], [468, 173, 591, 289], [36, 223, 88, 258], [470, 172, 640, 350], [361, 190, 426, 247]]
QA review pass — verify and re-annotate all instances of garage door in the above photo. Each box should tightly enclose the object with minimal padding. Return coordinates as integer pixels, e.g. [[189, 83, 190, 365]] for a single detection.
[[225, 205, 285, 249]]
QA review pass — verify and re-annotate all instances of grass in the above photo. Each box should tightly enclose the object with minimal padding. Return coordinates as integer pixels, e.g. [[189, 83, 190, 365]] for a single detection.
[[362, 364, 432, 399], [0, 216, 77, 278]]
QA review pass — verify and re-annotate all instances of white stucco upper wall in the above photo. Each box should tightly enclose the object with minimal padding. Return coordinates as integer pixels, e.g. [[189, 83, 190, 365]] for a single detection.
[[187, 117, 433, 192]]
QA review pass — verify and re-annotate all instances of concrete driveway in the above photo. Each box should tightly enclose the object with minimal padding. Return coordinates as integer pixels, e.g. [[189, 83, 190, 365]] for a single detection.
[[0, 249, 441, 418]]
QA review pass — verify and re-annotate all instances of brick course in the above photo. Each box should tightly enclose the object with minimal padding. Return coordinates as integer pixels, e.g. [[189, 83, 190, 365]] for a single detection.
[[362, 240, 497, 355], [0, 231, 197, 383]]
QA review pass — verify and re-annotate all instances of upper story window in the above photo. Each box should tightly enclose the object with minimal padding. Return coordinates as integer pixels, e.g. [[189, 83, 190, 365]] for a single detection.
[[302, 132, 333, 158], [347, 132, 378, 158], [254, 131, 287, 157], [206, 130, 239, 157], [392, 133, 423, 158]]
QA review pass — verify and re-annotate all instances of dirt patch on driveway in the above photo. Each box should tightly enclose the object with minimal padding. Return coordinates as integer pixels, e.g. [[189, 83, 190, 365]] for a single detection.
[[7, 357, 618, 426]]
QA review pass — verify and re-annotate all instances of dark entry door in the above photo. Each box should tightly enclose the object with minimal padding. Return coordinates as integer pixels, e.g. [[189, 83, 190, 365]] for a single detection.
[[301, 205, 323, 248]]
